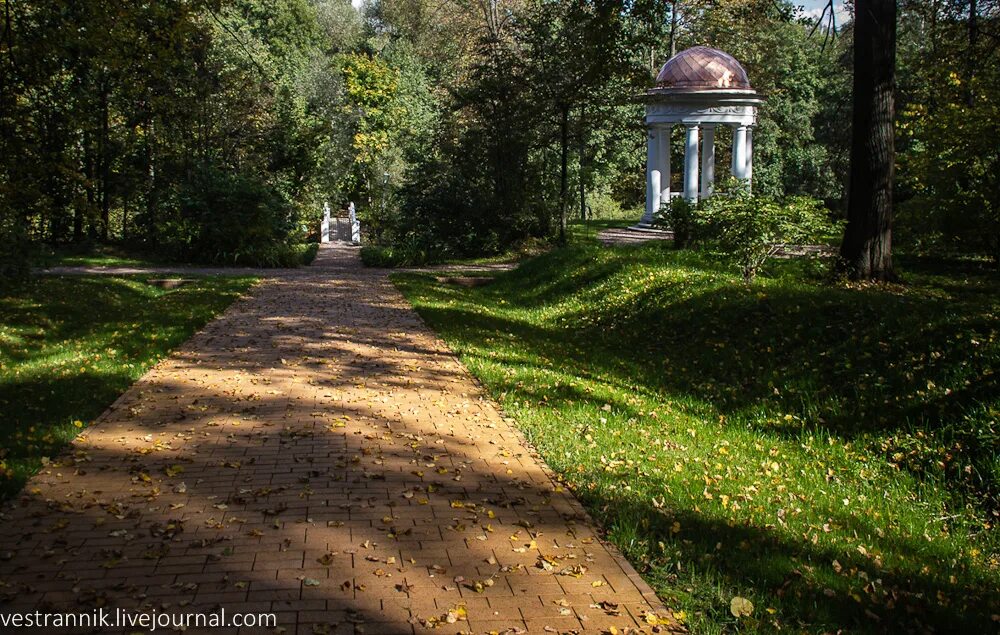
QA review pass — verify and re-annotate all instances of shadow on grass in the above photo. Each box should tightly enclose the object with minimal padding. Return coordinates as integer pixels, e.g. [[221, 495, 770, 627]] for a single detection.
[[0, 275, 255, 498], [392, 246, 1000, 631], [589, 493, 997, 633], [405, 243, 1000, 499]]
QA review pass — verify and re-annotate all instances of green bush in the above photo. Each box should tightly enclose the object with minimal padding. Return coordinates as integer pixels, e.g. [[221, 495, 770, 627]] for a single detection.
[[695, 180, 840, 283], [229, 242, 319, 268], [586, 190, 637, 221], [653, 197, 696, 248], [141, 166, 303, 267], [360, 244, 435, 268], [298, 242, 320, 266]]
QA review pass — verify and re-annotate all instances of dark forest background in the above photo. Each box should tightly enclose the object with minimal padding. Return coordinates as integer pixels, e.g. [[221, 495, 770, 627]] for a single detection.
[[0, 0, 996, 271]]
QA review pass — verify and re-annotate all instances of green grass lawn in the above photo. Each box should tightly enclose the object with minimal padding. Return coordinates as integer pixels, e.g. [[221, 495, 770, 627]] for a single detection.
[[0, 275, 257, 499], [394, 241, 1000, 633]]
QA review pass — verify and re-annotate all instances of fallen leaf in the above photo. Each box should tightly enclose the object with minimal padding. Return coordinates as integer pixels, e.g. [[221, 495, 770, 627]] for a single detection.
[[730, 596, 754, 618]]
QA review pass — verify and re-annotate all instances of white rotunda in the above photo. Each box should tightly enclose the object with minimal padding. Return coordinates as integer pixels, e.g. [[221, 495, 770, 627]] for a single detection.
[[641, 46, 764, 225]]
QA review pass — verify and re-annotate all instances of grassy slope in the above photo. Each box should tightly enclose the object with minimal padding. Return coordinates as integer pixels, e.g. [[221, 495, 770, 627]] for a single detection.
[[0, 275, 257, 498], [394, 242, 1000, 634]]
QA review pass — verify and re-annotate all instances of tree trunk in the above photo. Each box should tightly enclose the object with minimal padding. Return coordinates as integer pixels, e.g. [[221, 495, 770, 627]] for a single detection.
[[79, 128, 92, 242], [578, 104, 587, 221], [839, 0, 896, 281], [144, 118, 157, 244], [558, 103, 569, 243], [967, 0, 978, 106], [123, 194, 130, 240], [100, 81, 110, 241]]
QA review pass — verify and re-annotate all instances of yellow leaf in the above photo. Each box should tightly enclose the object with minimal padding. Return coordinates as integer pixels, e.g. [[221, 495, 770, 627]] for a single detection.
[[730, 596, 754, 618]]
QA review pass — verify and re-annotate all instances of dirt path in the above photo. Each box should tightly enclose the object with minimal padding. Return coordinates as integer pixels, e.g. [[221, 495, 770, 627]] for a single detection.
[[0, 244, 676, 634]]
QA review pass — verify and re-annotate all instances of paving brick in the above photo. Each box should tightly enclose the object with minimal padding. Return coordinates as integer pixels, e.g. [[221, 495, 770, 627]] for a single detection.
[[0, 245, 670, 632]]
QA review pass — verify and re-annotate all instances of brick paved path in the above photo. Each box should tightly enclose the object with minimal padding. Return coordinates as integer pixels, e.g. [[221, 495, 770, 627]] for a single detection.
[[0, 245, 676, 634]]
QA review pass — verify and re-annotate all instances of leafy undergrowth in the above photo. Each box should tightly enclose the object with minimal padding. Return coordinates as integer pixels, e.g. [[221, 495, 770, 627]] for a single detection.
[[0, 275, 257, 498], [394, 244, 1000, 634], [361, 236, 553, 268]]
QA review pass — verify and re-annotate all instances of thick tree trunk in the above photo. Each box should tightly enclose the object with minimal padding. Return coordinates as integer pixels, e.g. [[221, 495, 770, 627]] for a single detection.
[[839, 0, 896, 281]]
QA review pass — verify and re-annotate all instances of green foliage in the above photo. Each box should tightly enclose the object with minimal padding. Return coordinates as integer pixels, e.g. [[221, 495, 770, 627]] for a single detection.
[[156, 167, 297, 266], [0, 274, 257, 498], [395, 242, 1000, 633], [342, 53, 403, 166], [897, 83, 1000, 262], [360, 245, 432, 267], [0, 216, 31, 288], [298, 241, 320, 265], [894, 1, 1000, 262], [360, 0, 649, 257], [584, 191, 637, 221], [0, 0, 345, 265], [695, 181, 840, 282], [686, 0, 845, 202], [655, 197, 696, 249], [2, 0, 996, 269]]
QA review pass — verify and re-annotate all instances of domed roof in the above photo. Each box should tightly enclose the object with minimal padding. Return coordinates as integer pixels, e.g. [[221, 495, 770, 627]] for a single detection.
[[655, 46, 752, 90]]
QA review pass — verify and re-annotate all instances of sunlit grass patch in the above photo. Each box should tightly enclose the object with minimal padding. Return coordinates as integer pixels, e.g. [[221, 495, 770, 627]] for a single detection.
[[394, 242, 1000, 634], [0, 275, 257, 499]]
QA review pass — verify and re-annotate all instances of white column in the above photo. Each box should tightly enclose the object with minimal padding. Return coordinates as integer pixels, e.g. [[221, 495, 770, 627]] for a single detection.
[[732, 125, 748, 181], [745, 126, 753, 191], [643, 127, 660, 224], [321, 202, 331, 243], [657, 125, 671, 203], [349, 202, 360, 244], [683, 124, 700, 203], [700, 125, 715, 197]]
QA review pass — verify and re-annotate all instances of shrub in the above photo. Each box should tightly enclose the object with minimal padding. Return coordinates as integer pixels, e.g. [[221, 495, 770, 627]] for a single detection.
[[586, 190, 636, 221], [360, 243, 436, 268], [695, 180, 840, 283], [144, 166, 300, 267], [299, 242, 320, 266], [653, 197, 697, 249]]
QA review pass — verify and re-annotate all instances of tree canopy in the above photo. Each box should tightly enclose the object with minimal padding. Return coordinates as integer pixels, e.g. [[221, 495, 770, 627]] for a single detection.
[[0, 0, 997, 272]]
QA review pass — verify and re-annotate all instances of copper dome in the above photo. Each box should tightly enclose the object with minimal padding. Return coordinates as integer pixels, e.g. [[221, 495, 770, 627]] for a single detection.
[[654, 46, 752, 90]]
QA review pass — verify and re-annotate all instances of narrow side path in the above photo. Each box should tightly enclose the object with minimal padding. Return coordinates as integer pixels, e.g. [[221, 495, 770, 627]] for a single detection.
[[0, 244, 676, 634]]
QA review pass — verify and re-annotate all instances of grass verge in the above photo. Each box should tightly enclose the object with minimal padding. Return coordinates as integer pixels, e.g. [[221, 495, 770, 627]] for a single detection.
[[360, 237, 553, 268], [394, 242, 1000, 634], [0, 275, 258, 499], [32, 242, 319, 268]]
